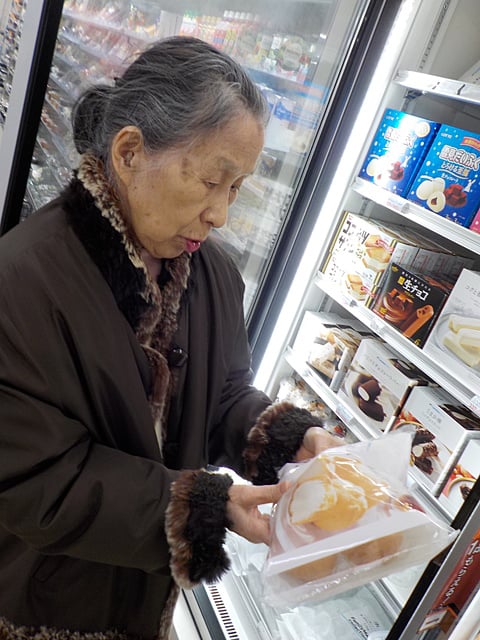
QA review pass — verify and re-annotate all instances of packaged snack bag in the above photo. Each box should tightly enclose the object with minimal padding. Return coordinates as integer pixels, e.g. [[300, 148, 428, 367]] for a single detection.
[[262, 431, 457, 607]]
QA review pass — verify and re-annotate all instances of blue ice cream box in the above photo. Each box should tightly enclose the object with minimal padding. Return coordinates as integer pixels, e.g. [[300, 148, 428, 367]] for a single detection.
[[407, 125, 480, 227], [358, 109, 440, 197]]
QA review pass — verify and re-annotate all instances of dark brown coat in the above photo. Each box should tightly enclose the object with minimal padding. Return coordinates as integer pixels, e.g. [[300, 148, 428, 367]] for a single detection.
[[0, 179, 319, 639]]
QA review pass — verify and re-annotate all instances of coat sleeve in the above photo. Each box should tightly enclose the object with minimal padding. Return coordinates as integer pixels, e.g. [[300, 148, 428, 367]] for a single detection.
[[202, 251, 325, 481]]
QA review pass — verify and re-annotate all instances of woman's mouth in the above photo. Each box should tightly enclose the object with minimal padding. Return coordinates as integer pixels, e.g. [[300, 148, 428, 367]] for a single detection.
[[185, 239, 202, 253]]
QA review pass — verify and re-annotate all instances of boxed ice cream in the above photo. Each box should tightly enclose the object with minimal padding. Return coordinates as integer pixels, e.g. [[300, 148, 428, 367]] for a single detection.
[[418, 527, 480, 634], [293, 311, 371, 391], [407, 124, 480, 227], [469, 206, 480, 233], [408, 248, 474, 282], [337, 337, 431, 434], [275, 374, 357, 443], [423, 269, 480, 395], [322, 212, 420, 304], [370, 263, 453, 347], [388, 385, 480, 496], [358, 109, 440, 196], [438, 439, 480, 515]]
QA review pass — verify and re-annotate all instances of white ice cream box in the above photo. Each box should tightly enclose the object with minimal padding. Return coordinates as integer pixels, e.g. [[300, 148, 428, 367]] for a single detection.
[[292, 311, 370, 391], [437, 439, 480, 515], [337, 337, 431, 434], [388, 385, 480, 496], [322, 212, 420, 305], [423, 269, 480, 396]]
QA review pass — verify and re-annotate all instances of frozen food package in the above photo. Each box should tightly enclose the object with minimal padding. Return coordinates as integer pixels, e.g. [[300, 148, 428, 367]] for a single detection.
[[262, 431, 457, 607]]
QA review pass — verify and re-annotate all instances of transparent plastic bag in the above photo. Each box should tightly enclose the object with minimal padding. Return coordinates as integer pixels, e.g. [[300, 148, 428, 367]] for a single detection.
[[262, 431, 458, 607]]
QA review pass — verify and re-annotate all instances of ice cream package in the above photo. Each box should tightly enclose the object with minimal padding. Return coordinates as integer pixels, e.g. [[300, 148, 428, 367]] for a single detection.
[[262, 431, 457, 607], [407, 124, 480, 227], [358, 108, 440, 196]]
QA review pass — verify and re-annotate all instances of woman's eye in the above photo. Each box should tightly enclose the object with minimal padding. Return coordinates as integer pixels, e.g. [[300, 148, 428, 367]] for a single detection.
[[204, 181, 218, 189]]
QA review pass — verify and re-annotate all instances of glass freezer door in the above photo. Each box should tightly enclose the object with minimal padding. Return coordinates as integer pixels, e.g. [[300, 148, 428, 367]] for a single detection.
[[16, 0, 372, 317], [0, 0, 27, 130]]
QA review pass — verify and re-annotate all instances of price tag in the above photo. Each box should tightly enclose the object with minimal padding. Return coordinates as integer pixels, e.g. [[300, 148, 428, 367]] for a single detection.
[[468, 394, 480, 417], [336, 402, 354, 424], [369, 316, 384, 336], [386, 195, 404, 213], [339, 293, 356, 308]]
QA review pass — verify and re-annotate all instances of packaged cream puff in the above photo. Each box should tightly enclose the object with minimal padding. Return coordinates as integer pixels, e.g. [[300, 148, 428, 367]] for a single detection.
[[262, 431, 457, 607]]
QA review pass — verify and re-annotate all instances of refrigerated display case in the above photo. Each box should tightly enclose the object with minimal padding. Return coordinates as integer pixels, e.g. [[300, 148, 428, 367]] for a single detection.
[[2, 0, 480, 638]]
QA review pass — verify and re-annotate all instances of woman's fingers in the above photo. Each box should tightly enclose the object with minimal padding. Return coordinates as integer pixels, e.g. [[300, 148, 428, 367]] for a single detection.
[[232, 480, 289, 508], [226, 481, 289, 545]]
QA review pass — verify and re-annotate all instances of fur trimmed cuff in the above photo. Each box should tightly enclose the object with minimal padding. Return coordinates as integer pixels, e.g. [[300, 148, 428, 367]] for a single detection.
[[0, 617, 127, 639], [165, 470, 233, 589], [243, 401, 324, 485]]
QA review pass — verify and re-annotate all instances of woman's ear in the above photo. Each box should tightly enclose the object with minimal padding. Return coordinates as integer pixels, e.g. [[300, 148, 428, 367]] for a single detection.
[[110, 126, 144, 186]]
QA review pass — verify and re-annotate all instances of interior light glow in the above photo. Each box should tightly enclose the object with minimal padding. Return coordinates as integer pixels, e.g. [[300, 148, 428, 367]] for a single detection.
[[254, 0, 419, 392]]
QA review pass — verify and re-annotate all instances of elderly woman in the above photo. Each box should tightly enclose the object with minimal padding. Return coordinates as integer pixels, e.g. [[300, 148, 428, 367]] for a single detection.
[[0, 37, 339, 639]]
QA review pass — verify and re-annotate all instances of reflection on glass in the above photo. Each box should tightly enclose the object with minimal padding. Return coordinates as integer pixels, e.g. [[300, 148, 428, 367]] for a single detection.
[[0, 0, 27, 128], [23, 0, 366, 316]]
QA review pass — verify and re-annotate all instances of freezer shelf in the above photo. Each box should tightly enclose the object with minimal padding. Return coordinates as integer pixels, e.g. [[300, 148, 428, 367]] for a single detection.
[[394, 69, 480, 107], [353, 178, 480, 256]]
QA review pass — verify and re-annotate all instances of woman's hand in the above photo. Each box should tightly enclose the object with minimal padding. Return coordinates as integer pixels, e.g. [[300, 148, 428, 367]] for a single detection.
[[294, 426, 344, 462], [226, 481, 289, 545]]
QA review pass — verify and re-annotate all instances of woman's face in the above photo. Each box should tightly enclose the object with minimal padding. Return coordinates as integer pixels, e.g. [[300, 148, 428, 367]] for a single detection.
[[112, 112, 264, 259]]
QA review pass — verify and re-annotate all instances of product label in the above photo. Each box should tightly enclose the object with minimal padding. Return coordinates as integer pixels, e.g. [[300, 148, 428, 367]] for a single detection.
[[342, 610, 384, 639]]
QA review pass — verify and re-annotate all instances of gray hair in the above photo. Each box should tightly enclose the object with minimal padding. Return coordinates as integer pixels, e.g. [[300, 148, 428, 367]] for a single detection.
[[72, 36, 268, 162]]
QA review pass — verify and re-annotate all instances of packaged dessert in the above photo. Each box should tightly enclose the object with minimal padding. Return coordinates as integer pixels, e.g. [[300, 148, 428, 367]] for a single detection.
[[337, 337, 431, 434], [469, 206, 480, 233], [407, 124, 480, 227], [423, 269, 480, 396], [418, 528, 480, 634], [358, 108, 440, 196], [275, 375, 356, 443], [275, 375, 332, 421], [388, 386, 480, 497], [437, 439, 480, 515], [262, 431, 457, 607], [370, 263, 453, 347], [293, 311, 370, 391], [322, 212, 420, 305]]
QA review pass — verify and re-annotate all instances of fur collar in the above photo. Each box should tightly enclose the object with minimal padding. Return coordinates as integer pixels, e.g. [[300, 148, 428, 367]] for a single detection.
[[61, 154, 191, 338], [61, 154, 192, 447]]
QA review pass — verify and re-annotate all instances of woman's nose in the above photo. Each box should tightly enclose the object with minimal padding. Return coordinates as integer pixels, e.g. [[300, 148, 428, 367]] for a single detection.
[[203, 193, 229, 228]]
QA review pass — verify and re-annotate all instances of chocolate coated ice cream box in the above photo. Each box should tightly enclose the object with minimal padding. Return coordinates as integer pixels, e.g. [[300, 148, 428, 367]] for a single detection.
[[337, 337, 431, 435], [370, 263, 453, 347], [423, 269, 480, 396], [389, 385, 480, 497], [407, 124, 480, 227], [358, 108, 440, 196]]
